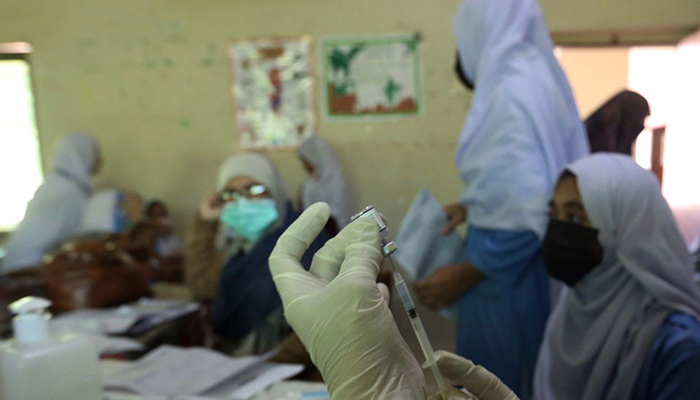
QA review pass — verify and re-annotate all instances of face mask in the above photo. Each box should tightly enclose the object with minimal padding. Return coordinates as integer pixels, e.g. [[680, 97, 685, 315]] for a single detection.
[[220, 198, 279, 242], [454, 52, 474, 91], [542, 219, 604, 287]]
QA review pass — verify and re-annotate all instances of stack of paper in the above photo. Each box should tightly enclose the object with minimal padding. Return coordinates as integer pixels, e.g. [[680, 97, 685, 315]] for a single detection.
[[102, 345, 304, 400], [393, 189, 465, 320]]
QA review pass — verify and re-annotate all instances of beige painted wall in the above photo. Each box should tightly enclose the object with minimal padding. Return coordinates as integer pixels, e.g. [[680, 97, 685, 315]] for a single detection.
[[558, 47, 630, 118], [540, 0, 700, 32], [1, 0, 698, 235], [0, 0, 470, 236]]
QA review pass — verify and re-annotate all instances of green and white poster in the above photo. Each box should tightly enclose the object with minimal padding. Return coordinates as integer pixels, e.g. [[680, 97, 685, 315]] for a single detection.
[[321, 34, 422, 119]]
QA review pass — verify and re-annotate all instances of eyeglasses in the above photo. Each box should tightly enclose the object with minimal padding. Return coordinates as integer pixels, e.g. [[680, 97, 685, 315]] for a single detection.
[[218, 184, 269, 203]]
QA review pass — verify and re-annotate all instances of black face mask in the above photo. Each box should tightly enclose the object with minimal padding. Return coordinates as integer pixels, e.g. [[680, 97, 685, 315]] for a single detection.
[[542, 219, 604, 287], [454, 52, 474, 91]]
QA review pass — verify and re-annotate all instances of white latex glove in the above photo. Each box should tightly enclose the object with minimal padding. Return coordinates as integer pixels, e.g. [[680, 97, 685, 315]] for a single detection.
[[269, 203, 426, 400], [428, 351, 519, 400]]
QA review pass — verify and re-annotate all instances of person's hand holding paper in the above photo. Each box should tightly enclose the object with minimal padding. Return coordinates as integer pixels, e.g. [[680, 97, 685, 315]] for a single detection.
[[393, 190, 466, 319]]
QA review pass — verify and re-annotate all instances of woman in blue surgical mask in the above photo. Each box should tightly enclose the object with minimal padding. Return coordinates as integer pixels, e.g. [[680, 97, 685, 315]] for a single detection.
[[185, 153, 330, 355]]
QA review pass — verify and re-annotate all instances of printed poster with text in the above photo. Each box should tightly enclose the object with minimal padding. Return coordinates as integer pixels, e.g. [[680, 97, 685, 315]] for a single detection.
[[321, 34, 422, 119], [229, 36, 316, 150]]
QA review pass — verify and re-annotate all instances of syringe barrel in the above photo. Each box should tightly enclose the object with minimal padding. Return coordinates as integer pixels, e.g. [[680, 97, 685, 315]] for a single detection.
[[394, 274, 416, 314]]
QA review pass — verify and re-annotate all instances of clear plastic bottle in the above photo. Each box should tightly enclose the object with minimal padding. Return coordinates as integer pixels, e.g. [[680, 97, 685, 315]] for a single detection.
[[0, 297, 102, 400]]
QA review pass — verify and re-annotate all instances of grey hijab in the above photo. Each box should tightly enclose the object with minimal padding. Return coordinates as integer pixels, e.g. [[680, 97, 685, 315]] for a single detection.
[[534, 154, 700, 400]]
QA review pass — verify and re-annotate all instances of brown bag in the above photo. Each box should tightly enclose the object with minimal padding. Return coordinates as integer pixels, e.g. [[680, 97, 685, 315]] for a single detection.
[[41, 234, 152, 313]]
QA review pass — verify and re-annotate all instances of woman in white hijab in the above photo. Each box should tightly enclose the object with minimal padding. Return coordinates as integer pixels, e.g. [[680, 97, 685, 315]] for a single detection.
[[1, 133, 100, 275], [535, 154, 700, 400], [413, 0, 588, 397], [298, 136, 354, 235], [186, 153, 329, 355]]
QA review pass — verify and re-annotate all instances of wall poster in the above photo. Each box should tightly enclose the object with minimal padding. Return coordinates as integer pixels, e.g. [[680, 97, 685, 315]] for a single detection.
[[321, 34, 422, 119], [229, 36, 316, 150]]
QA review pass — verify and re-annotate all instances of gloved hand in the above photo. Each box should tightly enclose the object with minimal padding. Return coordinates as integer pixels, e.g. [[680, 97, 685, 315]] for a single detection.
[[428, 351, 519, 400], [269, 203, 426, 400]]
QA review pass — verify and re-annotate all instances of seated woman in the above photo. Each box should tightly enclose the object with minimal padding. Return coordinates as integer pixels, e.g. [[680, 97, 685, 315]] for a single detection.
[[2, 133, 101, 275], [535, 154, 700, 399], [186, 153, 329, 355], [298, 136, 355, 236]]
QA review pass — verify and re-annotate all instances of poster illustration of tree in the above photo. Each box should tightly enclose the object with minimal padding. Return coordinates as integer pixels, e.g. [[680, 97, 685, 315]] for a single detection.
[[321, 34, 422, 119], [229, 36, 316, 150]]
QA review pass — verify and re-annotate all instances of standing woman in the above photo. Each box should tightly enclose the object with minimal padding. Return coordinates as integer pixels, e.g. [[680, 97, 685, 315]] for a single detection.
[[413, 0, 588, 397], [298, 136, 355, 236], [2, 133, 101, 275]]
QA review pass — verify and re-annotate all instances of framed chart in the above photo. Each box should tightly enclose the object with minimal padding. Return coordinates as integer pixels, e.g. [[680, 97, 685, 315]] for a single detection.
[[321, 34, 422, 119]]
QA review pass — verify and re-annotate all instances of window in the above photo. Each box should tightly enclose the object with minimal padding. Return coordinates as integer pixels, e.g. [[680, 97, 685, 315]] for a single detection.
[[0, 43, 43, 231], [558, 33, 700, 242]]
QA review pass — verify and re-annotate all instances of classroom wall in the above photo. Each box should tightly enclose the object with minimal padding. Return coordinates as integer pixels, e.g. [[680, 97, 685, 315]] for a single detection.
[[558, 48, 630, 118], [0, 0, 469, 236], [540, 0, 700, 32], [1, 0, 698, 236]]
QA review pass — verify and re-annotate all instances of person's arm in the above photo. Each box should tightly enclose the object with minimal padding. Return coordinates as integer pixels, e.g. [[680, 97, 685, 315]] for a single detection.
[[639, 316, 700, 400], [414, 261, 485, 310], [269, 204, 425, 400], [185, 213, 223, 301], [443, 203, 468, 234], [428, 351, 519, 400], [269, 204, 519, 400]]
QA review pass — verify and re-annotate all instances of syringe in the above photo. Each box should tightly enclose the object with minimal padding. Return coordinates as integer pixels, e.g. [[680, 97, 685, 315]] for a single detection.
[[351, 206, 448, 396]]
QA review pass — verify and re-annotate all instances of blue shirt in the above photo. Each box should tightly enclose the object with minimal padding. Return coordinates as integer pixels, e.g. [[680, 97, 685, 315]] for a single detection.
[[633, 312, 700, 399], [457, 226, 550, 400]]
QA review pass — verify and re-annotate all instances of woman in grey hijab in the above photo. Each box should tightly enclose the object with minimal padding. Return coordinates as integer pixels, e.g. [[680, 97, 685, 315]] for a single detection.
[[2, 133, 100, 274], [535, 154, 700, 400]]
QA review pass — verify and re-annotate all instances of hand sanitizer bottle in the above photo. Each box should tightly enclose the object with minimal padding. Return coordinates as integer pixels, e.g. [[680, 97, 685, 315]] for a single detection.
[[0, 297, 102, 400]]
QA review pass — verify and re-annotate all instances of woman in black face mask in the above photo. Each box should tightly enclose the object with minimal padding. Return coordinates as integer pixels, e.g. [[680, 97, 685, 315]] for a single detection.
[[535, 154, 700, 400]]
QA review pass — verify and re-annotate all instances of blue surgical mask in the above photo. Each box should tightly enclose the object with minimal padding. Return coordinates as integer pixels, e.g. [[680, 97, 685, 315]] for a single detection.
[[220, 198, 279, 242]]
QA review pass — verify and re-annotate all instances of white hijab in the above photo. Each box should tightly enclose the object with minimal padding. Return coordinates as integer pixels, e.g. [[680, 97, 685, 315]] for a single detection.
[[534, 154, 700, 400], [298, 137, 354, 228], [2, 133, 99, 274], [453, 0, 589, 238], [216, 153, 289, 260]]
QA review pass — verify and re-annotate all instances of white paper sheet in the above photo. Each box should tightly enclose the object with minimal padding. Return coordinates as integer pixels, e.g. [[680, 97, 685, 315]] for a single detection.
[[102, 345, 303, 399], [205, 363, 305, 400], [53, 309, 139, 335], [52, 299, 200, 336], [124, 299, 200, 334], [103, 345, 264, 396], [393, 189, 465, 320]]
